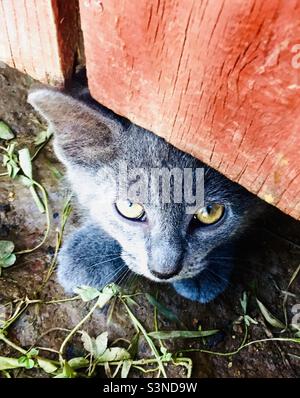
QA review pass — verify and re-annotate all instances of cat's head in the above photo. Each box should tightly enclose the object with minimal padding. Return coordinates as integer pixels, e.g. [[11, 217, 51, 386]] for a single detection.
[[28, 89, 262, 283]]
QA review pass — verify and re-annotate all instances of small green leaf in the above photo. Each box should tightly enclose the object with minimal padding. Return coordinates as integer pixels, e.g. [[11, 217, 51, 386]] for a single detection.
[[127, 333, 139, 359], [25, 358, 35, 369], [74, 286, 100, 302], [10, 164, 20, 179], [7, 143, 16, 156], [55, 360, 76, 378], [97, 284, 119, 307], [146, 293, 178, 322], [16, 175, 33, 187], [256, 298, 285, 329], [6, 163, 12, 177], [97, 347, 130, 363], [0, 356, 26, 371], [3, 146, 20, 178], [81, 331, 98, 356], [244, 315, 258, 326], [75, 284, 118, 304], [68, 357, 89, 370], [18, 356, 35, 369], [81, 331, 108, 358], [2, 154, 9, 166], [18, 148, 33, 179], [240, 291, 248, 315], [95, 332, 108, 357], [27, 348, 39, 358], [121, 360, 132, 378], [34, 129, 52, 146], [37, 358, 58, 374], [18, 356, 27, 364], [1, 254, 16, 268], [160, 346, 172, 361], [0, 241, 16, 269], [148, 330, 219, 340], [0, 240, 14, 257], [0, 121, 14, 140]]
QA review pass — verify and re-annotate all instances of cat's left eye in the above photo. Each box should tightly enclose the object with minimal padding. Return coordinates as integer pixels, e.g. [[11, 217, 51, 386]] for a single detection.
[[194, 203, 225, 225], [115, 199, 146, 221]]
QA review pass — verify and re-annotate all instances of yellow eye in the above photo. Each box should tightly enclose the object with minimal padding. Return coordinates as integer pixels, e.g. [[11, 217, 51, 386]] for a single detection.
[[115, 200, 145, 221], [194, 203, 225, 225]]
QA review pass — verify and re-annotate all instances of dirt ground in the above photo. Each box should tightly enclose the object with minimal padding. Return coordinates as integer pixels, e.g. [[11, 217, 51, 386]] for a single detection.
[[0, 64, 299, 378]]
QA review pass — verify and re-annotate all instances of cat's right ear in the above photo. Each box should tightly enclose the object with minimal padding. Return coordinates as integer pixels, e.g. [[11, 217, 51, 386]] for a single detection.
[[28, 88, 121, 168]]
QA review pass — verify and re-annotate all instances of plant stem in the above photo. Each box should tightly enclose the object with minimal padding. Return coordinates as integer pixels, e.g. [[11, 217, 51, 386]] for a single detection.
[[45, 296, 80, 305], [29, 185, 45, 213], [0, 333, 27, 354], [16, 181, 50, 255], [2, 300, 29, 331], [42, 197, 72, 287], [180, 334, 299, 357], [59, 297, 102, 362], [282, 264, 300, 331], [122, 298, 167, 378], [31, 139, 51, 161]]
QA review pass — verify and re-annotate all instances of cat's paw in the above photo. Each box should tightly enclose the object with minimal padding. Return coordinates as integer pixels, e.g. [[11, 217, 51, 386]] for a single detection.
[[172, 263, 233, 303], [57, 223, 126, 293]]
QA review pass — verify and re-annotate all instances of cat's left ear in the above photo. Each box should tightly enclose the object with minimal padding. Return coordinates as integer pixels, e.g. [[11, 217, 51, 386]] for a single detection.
[[28, 88, 121, 168]]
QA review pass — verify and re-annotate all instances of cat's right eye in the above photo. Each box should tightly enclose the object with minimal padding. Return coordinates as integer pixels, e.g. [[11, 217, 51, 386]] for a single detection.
[[115, 199, 146, 221], [194, 203, 225, 226]]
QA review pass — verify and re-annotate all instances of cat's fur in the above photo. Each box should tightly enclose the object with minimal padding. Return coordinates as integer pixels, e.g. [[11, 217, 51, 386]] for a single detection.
[[28, 87, 263, 303]]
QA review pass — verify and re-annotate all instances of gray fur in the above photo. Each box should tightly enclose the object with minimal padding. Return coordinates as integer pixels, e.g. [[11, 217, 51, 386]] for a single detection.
[[28, 88, 264, 302]]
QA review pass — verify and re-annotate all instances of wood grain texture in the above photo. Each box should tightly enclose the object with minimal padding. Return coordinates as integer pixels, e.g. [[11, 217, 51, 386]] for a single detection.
[[80, 0, 300, 219], [0, 0, 79, 84]]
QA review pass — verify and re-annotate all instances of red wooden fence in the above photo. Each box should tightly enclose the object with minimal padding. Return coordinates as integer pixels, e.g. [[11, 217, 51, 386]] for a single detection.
[[1, 0, 300, 220], [0, 0, 79, 84]]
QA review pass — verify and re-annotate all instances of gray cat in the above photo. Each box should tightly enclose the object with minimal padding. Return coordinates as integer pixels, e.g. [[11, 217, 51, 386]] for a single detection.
[[28, 88, 263, 303]]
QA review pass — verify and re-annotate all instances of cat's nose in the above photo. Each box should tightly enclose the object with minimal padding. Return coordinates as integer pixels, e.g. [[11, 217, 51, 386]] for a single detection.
[[150, 268, 181, 280], [148, 237, 183, 280], [148, 253, 183, 280]]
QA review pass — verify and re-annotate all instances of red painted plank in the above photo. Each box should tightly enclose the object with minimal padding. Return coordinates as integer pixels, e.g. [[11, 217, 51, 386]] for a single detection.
[[0, 0, 79, 85], [80, 0, 300, 220]]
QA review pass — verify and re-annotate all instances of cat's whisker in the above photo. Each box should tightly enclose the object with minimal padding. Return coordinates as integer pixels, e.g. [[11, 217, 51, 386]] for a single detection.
[[117, 268, 131, 288], [80, 251, 131, 267], [100, 265, 124, 281], [125, 271, 137, 290], [206, 267, 235, 289], [92, 255, 125, 266], [83, 255, 125, 271], [62, 252, 122, 263], [126, 273, 139, 292], [122, 269, 133, 288], [99, 265, 127, 287]]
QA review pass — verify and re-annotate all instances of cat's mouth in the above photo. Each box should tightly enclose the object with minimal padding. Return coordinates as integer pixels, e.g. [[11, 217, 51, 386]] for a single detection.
[[121, 251, 206, 283]]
